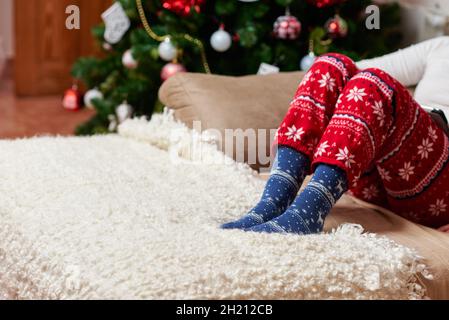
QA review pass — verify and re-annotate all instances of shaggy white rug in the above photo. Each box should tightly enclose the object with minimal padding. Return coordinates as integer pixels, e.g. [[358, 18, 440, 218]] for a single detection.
[[0, 110, 431, 300]]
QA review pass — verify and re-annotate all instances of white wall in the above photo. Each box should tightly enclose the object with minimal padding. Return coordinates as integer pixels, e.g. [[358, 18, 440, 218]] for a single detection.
[[0, 0, 14, 58], [401, 5, 448, 44], [398, 0, 449, 14], [379, 0, 449, 44]]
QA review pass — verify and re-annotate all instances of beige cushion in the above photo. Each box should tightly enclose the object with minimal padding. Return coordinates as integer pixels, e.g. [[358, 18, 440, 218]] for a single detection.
[[159, 72, 305, 170], [158, 72, 420, 171]]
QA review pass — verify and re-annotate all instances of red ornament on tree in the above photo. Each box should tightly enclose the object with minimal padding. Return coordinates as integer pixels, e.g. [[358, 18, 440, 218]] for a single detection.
[[307, 0, 346, 8], [62, 84, 82, 111], [162, 0, 205, 16], [273, 9, 301, 40], [325, 14, 348, 38], [161, 62, 186, 81]]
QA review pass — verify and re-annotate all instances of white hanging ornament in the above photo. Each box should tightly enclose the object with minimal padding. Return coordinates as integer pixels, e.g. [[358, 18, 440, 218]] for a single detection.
[[300, 52, 316, 71], [122, 49, 138, 69], [84, 88, 103, 109], [116, 101, 134, 123], [101, 2, 131, 44], [210, 26, 232, 52], [257, 62, 279, 75], [300, 40, 317, 72], [158, 37, 177, 61], [108, 115, 118, 132]]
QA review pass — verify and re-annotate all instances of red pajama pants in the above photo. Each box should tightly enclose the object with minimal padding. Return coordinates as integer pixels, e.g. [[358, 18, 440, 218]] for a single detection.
[[275, 53, 449, 228]]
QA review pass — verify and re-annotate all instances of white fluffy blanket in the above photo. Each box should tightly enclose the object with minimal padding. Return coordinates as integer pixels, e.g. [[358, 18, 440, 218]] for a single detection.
[[0, 111, 431, 300]]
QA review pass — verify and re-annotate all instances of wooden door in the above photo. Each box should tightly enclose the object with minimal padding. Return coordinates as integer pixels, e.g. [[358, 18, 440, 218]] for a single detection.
[[14, 0, 111, 96]]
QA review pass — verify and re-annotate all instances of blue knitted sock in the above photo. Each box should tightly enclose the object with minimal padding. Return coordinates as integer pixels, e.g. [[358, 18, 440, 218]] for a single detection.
[[246, 164, 348, 234], [221, 146, 309, 230]]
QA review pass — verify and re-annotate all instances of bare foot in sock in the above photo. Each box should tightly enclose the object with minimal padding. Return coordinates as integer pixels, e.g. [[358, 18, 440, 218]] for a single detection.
[[221, 147, 309, 230], [246, 164, 347, 234]]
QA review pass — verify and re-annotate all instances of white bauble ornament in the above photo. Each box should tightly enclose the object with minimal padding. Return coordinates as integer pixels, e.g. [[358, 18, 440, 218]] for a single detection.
[[84, 88, 103, 109], [210, 28, 232, 52], [158, 38, 177, 61], [116, 101, 134, 123], [122, 49, 138, 69], [300, 52, 316, 71]]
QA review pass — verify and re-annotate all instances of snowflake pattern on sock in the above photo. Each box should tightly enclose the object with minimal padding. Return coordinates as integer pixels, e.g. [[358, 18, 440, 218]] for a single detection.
[[220, 146, 310, 230], [246, 164, 348, 235]]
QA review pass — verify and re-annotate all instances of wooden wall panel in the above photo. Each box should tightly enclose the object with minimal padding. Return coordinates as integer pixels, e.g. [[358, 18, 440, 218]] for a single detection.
[[80, 0, 113, 56], [14, 0, 112, 96]]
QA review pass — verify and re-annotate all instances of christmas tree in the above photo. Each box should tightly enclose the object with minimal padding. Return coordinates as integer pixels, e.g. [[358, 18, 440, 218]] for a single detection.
[[72, 0, 401, 135]]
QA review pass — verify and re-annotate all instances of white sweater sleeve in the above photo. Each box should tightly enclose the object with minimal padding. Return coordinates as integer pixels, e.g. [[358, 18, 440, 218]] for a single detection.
[[356, 36, 449, 87]]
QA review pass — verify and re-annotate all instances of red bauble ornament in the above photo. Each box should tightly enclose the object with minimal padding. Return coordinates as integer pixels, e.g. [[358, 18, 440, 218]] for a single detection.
[[161, 62, 186, 81], [307, 0, 346, 8], [162, 0, 205, 16], [62, 84, 82, 111], [273, 12, 301, 40], [325, 14, 348, 38]]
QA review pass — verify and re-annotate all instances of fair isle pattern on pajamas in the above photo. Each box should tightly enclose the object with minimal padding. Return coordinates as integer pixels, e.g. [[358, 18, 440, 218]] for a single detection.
[[275, 53, 449, 228]]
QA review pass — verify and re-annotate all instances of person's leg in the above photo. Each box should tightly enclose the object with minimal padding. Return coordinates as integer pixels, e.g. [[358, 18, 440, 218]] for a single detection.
[[220, 146, 309, 230], [248, 67, 449, 234], [221, 53, 358, 229], [358, 70, 449, 229]]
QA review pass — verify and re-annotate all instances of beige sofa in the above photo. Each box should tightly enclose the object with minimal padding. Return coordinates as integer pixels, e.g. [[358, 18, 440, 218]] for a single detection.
[[159, 71, 449, 299]]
